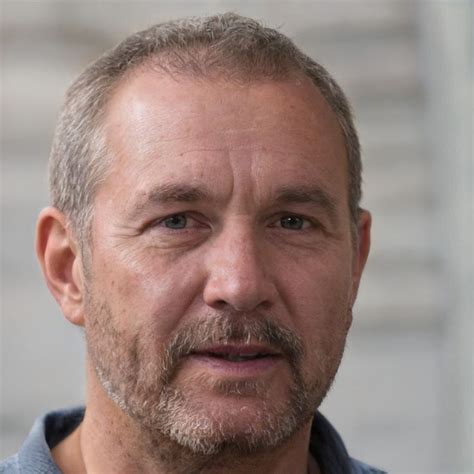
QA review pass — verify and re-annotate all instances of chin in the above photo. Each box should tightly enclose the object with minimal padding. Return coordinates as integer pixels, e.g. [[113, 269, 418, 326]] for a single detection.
[[143, 379, 315, 457]]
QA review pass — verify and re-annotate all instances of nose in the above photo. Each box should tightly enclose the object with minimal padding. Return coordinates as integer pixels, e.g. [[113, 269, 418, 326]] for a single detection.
[[202, 223, 277, 312]]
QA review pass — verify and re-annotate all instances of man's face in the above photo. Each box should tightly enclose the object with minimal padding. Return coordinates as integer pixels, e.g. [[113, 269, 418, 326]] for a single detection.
[[83, 71, 367, 454]]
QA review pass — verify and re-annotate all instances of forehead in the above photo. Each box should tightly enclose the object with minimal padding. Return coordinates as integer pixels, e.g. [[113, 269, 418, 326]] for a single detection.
[[99, 70, 348, 209], [105, 69, 344, 146]]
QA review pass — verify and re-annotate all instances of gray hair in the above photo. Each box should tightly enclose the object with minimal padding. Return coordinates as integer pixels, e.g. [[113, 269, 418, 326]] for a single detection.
[[49, 12, 361, 246]]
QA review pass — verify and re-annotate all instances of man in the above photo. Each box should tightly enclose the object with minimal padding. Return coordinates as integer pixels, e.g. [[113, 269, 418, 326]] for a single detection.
[[1, 13, 383, 474]]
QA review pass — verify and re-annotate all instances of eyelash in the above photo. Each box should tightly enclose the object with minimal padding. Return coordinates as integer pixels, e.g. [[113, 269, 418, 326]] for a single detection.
[[151, 213, 204, 231], [150, 213, 318, 232]]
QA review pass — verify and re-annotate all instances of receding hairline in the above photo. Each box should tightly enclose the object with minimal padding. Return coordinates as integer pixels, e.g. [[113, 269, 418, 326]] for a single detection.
[[97, 55, 351, 170], [101, 51, 325, 122], [98, 64, 349, 198], [103, 58, 344, 130]]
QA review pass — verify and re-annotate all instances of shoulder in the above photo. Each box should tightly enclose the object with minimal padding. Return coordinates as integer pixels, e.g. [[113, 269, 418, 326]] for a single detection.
[[0, 454, 20, 473], [1, 407, 85, 474], [349, 457, 387, 474], [310, 412, 387, 474]]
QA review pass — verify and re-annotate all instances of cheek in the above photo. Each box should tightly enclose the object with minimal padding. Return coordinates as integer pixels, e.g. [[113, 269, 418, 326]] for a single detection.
[[90, 246, 205, 337], [287, 267, 353, 387], [274, 250, 354, 348]]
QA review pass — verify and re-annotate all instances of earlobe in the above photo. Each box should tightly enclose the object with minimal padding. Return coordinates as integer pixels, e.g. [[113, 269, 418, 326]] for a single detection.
[[36, 207, 85, 327]]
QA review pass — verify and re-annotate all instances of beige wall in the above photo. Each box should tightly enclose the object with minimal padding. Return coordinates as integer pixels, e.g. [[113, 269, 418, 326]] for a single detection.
[[1, 2, 472, 472]]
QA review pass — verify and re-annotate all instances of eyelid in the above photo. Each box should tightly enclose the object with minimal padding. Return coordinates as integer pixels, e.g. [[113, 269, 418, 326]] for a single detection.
[[145, 211, 321, 231], [150, 212, 207, 230], [282, 215, 311, 229], [269, 212, 317, 229]]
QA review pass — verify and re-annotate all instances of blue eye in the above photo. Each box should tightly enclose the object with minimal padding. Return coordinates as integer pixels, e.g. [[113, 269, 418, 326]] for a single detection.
[[163, 214, 187, 229], [280, 215, 305, 230]]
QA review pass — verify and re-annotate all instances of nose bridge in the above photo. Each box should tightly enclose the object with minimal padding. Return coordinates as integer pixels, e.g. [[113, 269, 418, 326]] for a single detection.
[[225, 222, 261, 278], [203, 218, 275, 311]]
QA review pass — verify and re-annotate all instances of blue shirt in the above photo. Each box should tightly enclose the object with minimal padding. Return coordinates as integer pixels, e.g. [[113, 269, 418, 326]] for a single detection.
[[1, 407, 386, 473]]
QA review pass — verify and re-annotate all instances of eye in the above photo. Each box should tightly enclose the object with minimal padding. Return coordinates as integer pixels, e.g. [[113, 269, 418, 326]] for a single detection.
[[279, 215, 307, 230], [163, 214, 187, 229]]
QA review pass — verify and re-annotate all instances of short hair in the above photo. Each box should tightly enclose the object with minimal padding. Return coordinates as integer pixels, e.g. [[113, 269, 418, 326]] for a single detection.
[[49, 12, 361, 247]]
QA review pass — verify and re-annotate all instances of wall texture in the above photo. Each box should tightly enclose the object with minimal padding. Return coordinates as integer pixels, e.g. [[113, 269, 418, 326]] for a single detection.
[[1, 2, 472, 473]]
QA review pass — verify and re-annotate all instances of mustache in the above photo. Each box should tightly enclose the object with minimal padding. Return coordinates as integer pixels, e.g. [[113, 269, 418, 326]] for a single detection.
[[159, 315, 304, 385]]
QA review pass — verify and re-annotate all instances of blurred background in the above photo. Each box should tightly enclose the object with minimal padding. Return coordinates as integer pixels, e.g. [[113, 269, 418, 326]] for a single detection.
[[1, 1, 472, 473]]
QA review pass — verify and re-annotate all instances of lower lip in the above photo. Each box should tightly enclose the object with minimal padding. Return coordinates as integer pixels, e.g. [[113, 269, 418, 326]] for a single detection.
[[186, 354, 281, 376]]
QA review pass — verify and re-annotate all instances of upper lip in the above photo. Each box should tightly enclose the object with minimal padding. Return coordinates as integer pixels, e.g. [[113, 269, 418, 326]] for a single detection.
[[190, 344, 280, 357]]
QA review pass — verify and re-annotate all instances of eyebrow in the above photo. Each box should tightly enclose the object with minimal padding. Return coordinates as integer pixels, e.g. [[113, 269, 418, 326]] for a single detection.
[[274, 185, 338, 222], [130, 182, 338, 221], [129, 183, 213, 216], [145, 183, 211, 203]]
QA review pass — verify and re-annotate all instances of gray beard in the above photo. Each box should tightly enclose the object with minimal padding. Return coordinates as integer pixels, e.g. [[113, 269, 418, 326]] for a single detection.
[[86, 300, 345, 470]]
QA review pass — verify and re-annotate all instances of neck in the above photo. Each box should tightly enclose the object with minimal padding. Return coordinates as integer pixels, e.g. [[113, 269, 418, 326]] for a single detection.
[[53, 364, 316, 474]]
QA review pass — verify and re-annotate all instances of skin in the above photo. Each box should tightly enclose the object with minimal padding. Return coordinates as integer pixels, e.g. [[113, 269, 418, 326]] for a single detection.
[[37, 70, 371, 473]]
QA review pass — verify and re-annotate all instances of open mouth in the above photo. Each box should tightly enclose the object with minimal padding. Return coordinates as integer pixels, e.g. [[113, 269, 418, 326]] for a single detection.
[[201, 352, 275, 362], [189, 344, 281, 365], [183, 344, 282, 376]]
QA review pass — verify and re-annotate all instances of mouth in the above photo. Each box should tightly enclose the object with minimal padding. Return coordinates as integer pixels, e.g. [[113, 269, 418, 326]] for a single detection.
[[186, 344, 282, 376], [192, 344, 280, 359], [204, 353, 272, 362]]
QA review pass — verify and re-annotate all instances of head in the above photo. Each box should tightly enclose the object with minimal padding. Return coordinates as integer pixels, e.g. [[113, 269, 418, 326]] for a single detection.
[[37, 13, 370, 462]]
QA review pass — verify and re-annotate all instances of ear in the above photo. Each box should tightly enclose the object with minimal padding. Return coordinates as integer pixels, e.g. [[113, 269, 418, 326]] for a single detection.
[[36, 207, 85, 327], [350, 209, 371, 306]]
